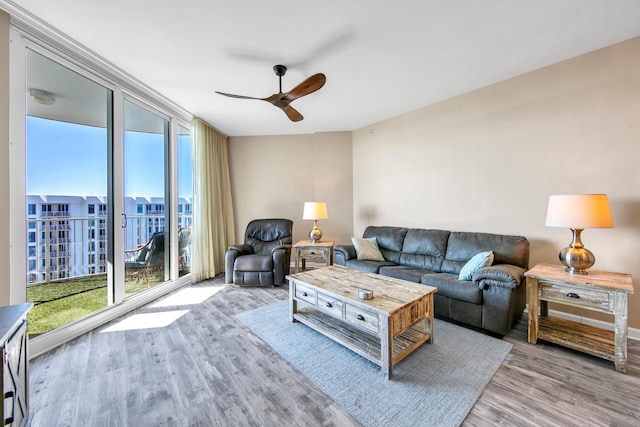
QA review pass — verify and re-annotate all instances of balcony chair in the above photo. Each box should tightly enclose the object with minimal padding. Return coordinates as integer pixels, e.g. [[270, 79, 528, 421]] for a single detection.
[[178, 226, 192, 268], [125, 232, 165, 286], [225, 218, 293, 286]]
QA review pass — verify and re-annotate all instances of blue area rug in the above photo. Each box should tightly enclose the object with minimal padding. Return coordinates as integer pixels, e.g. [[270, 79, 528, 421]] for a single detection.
[[237, 300, 512, 427]]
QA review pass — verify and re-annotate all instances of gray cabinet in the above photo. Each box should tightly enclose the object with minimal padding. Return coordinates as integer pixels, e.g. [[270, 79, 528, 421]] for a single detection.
[[0, 304, 32, 427]]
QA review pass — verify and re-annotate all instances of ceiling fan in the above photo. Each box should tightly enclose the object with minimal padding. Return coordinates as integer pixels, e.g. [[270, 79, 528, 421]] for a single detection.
[[215, 65, 326, 122]]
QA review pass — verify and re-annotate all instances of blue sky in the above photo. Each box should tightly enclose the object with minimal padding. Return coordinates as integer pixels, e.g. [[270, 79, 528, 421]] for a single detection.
[[26, 116, 192, 199]]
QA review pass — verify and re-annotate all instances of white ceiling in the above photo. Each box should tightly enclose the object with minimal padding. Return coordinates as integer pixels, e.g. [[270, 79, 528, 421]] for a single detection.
[[8, 0, 640, 137]]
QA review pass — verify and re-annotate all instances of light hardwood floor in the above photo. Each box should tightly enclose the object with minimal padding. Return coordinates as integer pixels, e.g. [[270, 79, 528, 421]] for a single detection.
[[29, 275, 640, 426]]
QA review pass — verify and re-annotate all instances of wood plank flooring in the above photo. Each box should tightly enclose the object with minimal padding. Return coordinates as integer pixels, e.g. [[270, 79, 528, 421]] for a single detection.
[[29, 275, 640, 426]]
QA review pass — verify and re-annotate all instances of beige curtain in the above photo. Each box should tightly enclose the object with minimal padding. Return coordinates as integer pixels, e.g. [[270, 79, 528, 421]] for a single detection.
[[191, 118, 235, 282]]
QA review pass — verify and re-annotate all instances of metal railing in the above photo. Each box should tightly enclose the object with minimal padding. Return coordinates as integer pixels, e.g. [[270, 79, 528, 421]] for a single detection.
[[27, 215, 192, 285]]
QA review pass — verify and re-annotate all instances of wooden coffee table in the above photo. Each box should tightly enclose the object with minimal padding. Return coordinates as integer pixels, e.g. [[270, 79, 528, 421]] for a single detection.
[[286, 265, 437, 379]]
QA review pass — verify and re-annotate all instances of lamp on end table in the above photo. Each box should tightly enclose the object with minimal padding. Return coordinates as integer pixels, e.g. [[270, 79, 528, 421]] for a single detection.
[[303, 202, 328, 243], [545, 194, 614, 274]]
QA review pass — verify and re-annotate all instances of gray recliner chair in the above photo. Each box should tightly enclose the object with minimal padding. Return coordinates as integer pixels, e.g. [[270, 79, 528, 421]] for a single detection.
[[225, 218, 293, 286]]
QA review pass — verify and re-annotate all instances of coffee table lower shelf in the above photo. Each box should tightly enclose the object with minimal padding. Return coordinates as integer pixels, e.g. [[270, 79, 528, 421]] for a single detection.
[[293, 307, 431, 368]]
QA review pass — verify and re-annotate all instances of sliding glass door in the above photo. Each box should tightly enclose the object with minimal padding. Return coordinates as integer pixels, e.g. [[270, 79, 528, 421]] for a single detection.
[[123, 100, 170, 296], [177, 125, 193, 275], [19, 42, 193, 339], [25, 48, 112, 336]]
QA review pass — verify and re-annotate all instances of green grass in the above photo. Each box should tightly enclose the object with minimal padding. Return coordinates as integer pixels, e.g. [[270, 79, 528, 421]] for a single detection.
[[27, 268, 189, 337], [27, 275, 108, 337]]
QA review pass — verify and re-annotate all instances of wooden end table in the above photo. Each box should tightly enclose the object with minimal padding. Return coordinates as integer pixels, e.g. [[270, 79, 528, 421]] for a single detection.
[[525, 263, 634, 373], [293, 240, 333, 273]]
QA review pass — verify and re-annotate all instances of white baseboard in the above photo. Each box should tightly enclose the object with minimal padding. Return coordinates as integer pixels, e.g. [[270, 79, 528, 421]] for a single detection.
[[524, 306, 640, 341]]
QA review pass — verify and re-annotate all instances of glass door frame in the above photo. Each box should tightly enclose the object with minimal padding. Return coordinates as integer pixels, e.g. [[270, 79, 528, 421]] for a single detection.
[[120, 94, 173, 301], [10, 27, 193, 357]]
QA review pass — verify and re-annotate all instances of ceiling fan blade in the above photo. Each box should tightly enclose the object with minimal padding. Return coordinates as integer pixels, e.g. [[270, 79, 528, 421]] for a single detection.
[[279, 104, 304, 122], [215, 91, 265, 101], [283, 73, 326, 102], [216, 67, 325, 122]]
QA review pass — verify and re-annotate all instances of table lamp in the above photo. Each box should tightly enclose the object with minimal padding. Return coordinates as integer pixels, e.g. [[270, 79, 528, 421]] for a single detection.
[[545, 194, 614, 274], [303, 202, 328, 243]]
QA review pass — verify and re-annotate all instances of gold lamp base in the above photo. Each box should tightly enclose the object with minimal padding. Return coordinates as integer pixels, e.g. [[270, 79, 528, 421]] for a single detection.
[[559, 228, 595, 274]]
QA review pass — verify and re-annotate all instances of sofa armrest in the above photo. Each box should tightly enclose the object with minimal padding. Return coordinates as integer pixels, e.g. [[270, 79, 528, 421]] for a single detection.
[[334, 245, 357, 265], [225, 244, 255, 283], [228, 244, 254, 255], [271, 244, 292, 254], [272, 245, 292, 285], [472, 264, 527, 290]]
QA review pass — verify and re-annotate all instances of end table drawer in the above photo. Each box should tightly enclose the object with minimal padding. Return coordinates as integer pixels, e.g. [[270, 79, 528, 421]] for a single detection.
[[540, 282, 610, 310], [345, 304, 379, 334], [299, 248, 329, 258], [317, 292, 343, 318], [295, 283, 317, 304]]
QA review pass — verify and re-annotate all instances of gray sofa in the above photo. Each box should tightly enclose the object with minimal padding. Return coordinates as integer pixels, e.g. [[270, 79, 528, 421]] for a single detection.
[[334, 226, 530, 335]]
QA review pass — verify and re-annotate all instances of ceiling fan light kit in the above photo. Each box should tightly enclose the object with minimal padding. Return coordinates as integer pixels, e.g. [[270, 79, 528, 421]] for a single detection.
[[216, 64, 326, 122]]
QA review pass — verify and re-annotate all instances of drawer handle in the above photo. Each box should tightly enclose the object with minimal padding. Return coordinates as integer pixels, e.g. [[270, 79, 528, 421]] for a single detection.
[[325, 302, 333, 308], [301, 292, 308, 297], [310, 251, 316, 255], [4, 389, 14, 425], [567, 292, 580, 299], [357, 314, 365, 321]]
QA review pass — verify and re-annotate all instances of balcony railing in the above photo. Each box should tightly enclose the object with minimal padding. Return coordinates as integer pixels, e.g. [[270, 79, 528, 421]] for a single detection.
[[27, 214, 192, 285]]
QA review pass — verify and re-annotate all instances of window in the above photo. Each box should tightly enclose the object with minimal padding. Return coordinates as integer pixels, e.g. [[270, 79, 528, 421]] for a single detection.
[[16, 30, 193, 345], [123, 99, 170, 295]]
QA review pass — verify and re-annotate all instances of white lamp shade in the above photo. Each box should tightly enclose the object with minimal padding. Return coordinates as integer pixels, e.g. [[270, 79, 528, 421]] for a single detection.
[[545, 194, 614, 228], [303, 202, 328, 220]]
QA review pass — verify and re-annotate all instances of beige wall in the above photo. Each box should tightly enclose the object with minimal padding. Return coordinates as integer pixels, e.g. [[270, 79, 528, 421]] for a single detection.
[[228, 131, 353, 246], [0, 11, 10, 305], [353, 37, 640, 328]]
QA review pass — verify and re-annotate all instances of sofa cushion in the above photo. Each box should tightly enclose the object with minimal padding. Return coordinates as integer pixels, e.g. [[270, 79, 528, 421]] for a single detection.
[[234, 254, 273, 272], [351, 237, 385, 261], [458, 251, 494, 281], [398, 228, 449, 271], [379, 265, 434, 283], [421, 273, 483, 304], [441, 231, 529, 274], [363, 226, 408, 264]]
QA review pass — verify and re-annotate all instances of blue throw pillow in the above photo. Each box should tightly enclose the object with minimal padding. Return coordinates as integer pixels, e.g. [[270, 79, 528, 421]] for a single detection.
[[458, 251, 494, 281]]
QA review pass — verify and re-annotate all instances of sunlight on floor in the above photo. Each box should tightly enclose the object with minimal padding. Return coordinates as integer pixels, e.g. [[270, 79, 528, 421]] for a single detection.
[[149, 285, 227, 308], [100, 310, 189, 333]]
